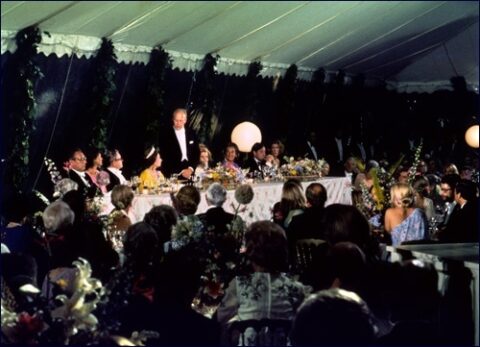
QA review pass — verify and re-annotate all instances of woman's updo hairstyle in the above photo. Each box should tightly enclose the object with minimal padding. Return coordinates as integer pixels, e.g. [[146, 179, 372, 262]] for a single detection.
[[390, 183, 415, 208]]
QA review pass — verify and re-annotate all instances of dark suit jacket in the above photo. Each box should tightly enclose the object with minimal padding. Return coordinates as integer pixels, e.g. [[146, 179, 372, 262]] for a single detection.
[[68, 170, 97, 198], [438, 200, 478, 243], [105, 168, 121, 192], [244, 157, 265, 178], [197, 207, 235, 235], [159, 126, 199, 177]]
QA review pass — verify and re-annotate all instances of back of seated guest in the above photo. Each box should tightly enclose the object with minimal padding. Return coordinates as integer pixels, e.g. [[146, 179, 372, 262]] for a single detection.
[[323, 204, 380, 262], [290, 288, 377, 346], [217, 221, 310, 342], [172, 186, 201, 217], [279, 179, 306, 228], [144, 205, 178, 246]]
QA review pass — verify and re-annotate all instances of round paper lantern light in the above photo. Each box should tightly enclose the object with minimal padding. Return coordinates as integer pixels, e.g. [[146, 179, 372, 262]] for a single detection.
[[231, 122, 262, 152], [465, 125, 479, 148]]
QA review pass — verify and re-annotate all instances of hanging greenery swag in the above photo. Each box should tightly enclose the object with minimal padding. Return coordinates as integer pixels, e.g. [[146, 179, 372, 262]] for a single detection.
[[6, 25, 43, 192], [88, 38, 118, 151], [144, 45, 172, 146], [190, 53, 219, 145]]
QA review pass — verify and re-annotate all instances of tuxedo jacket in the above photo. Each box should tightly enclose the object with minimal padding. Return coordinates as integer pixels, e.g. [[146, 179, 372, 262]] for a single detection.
[[244, 157, 265, 178], [438, 200, 478, 243], [68, 170, 97, 198], [159, 126, 199, 177], [105, 169, 122, 192]]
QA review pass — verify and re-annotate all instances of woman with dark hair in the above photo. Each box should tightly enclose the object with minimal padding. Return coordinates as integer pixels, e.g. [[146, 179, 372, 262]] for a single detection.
[[413, 176, 435, 222], [222, 142, 243, 174], [323, 204, 380, 261], [85, 148, 108, 193], [217, 221, 310, 343], [139, 146, 165, 192]]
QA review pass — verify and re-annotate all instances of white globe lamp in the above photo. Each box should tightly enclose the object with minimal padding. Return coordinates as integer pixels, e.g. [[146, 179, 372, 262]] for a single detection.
[[231, 122, 262, 152], [465, 125, 479, 148]]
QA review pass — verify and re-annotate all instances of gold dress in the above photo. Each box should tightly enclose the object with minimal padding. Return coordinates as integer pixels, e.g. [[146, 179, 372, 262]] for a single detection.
[[139, 168, 165, 192]]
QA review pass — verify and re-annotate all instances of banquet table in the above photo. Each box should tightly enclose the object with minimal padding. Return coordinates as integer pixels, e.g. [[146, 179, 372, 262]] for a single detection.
[[129, 177, 352, 224]]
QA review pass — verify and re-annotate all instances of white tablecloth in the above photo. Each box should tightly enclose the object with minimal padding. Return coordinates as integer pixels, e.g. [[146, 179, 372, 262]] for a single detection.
[[129, 177, 352, 224]]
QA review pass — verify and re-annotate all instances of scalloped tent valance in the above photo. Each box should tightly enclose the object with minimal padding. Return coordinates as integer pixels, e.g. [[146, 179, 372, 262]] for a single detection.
[[1, 1, 478, 92]]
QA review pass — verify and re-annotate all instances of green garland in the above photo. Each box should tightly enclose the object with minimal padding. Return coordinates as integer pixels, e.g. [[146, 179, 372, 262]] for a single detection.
[[88, 38, 117, 151], [244, 61, 263, 122], [7, 26, 43, 192], [144, 45, 171, 145], [192, 53, 219, 145], [275, 64, 297, 142]]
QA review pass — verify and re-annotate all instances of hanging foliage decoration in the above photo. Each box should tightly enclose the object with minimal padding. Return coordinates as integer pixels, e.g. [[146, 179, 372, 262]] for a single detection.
[[243, 61, 263, 122], [6, 25, 43, 192], [88, 38, 117, 151], [189, 53, 219, 145], [275, 64, 298, 142], [144, 45, 172, 146]]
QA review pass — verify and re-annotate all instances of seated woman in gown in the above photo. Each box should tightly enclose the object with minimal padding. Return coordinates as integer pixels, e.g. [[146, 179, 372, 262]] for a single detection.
[[384, 183, 428, 246], [217, 221, 311, 344], [222, 143, 242, 172], [195, 144, 212, 178], [139, 146, 165, 192]]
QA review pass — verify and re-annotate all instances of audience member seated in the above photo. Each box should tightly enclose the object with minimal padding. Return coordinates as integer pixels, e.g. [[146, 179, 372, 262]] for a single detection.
[[85, 148, 108, 194], [444, 163, 459, 175], [279, 179, 306, 228], [119, 244, 220, 345], [384, 183, 428, 246], [139, 146, 165, 192], [122, 222, 163, 304], [217, 221, 310, 345], [196, 144, 212, 177], [437, 173, 460, 228], [353, 159, 379, 191], [287, 182, 327, 262], [328, 242, 367, 292], [105, 149, 128, 192], [378, 260, 441, 345], [144, 205, 178, 252], [290, 288, 377, 346], [108, 185, 135, 254], [244, 142, 267, 179], [437, 179, 478, 243], [323, 204, 380, 262], [320, 160, 330, 177], [67, 148, 98, 198], [412, 176, 435, 222]]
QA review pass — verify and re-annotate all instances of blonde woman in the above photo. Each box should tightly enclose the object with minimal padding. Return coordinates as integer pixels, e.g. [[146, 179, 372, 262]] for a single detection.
[[280, 179, 306, 228], [384, 183, 427, 246], [139, 147, 165, 192], [195, 144, 212, 177]]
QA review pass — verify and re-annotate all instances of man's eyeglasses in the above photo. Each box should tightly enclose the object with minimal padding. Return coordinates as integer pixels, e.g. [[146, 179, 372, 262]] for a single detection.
[[440, 187, 452, 192], [114, 157, 123, 161], [73, 157, 87, 162]]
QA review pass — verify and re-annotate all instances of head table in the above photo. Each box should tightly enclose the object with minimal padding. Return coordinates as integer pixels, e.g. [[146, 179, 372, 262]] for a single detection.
[[99, 177, 352, 224]]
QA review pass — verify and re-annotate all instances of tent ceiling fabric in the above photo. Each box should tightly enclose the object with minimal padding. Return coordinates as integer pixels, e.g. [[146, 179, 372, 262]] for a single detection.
[[1, 1, 478, 91]]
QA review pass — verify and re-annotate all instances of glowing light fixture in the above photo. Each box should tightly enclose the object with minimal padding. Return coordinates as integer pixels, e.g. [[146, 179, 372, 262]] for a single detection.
[[231, 122, 262, 152], [465, 125, 479, 148]]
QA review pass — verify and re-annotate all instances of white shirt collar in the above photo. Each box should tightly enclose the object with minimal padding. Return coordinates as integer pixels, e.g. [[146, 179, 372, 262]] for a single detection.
[[108, 167, 127, 183], [174, 127, 188, 161]]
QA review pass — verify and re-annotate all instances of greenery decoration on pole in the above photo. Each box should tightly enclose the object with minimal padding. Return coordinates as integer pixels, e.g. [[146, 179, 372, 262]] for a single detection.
[[88, 38, 117, 151], [190, 53, 219, 145], [6, 25, 43, 192], [144, 45, 171, 146], [244, 61, 263, 122], [275, 64, 298, 144]]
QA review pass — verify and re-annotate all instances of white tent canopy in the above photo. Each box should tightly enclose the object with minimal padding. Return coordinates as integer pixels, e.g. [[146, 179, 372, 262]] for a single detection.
[[1, 1, 478, 92]]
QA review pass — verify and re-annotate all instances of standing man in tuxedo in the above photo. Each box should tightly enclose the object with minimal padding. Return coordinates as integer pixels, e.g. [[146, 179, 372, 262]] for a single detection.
[[159, 108, 199, 179], [67, 149, 97, 198], [244, 142, 266, 178]]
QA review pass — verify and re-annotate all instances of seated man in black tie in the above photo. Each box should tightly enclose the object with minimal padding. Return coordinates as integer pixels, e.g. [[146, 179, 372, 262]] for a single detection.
[[67, 149, 97, 198], [244, 142, 266, 179], [105, 149, 128, 192], [159, 108, 199, 180]]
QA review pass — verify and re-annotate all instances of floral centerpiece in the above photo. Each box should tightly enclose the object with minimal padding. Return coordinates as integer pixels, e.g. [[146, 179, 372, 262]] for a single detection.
[[279, 157, 326, 180], [200, 163, 245, 190]]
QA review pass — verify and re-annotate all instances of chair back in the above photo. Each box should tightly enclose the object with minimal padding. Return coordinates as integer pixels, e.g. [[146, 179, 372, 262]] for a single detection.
[[295, 238, 327, 274], [228, 319, 291, 346]]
